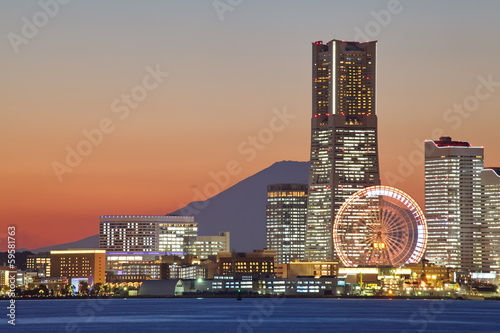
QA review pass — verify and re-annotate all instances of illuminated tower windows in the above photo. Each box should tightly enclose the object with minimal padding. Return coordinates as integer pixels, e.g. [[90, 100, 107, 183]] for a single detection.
[[306, 40, 380, 261], [266, 184, 308, 264]]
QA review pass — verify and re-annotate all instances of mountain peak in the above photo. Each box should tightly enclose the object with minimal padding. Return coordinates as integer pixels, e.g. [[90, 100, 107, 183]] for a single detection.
[[29, 161, 309, 253], [171, 160, 309, 251]]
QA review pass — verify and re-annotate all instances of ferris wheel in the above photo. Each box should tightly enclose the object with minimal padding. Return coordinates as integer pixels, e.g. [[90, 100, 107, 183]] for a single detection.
[[332, 186, 427, 267]]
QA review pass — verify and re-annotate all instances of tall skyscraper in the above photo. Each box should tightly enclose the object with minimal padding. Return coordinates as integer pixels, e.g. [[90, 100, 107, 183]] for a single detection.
[[481, 168, 500, 272], [424, 137, 484, 271], [306, 40, 380, 261], [266, 184, 308, 264]]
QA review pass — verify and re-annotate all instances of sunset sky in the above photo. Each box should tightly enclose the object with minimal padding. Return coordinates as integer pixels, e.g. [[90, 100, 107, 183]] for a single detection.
[[2, 0, 500, 250]]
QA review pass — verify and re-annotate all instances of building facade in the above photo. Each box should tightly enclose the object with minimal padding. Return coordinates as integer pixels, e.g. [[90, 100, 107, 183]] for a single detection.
[[266, 184, 308, 264], [306, 39, 380, 261], [218, 250, 275, 275], [425, 137, 484, 271], [0, 266, 16, 288], [158, 221, 198, 253], [26, 253, 51, 277], [50, 249, 106, 285], [275, 261, 338, 278], [99, 215, 197, 254], [106, 252, 207, 281], [186, 232, 231, 259], [481, 168, 500, 272]]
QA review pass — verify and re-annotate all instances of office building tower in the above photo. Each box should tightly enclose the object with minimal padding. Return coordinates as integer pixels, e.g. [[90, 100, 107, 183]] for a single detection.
[[481, 168, 500, 272], [266, 184, 308, 264], [99, 215, 197, 254], [306, 39, 380, 261], [424, 137, 483, 270]]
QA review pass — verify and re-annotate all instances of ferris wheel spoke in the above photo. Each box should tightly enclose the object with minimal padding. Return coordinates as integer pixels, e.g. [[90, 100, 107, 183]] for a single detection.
[[385, 229, 409, 237], [383, 213, 409, 234], [377, 199, 384, 218], [380, 209, 400, 230], [384, 236, 408, 247], [383, 225, 408, 235], [384, 237, 406, 253], [384, 232, 407, 243], [380, 200, 400, 222], [358, 217, 376, 231], [360, 235, 375, 247], [366, 209, 380, 228], [363, 247, 377, 261], [385, 245, 400, 263], [384, 233, 406, 247], [380, 199, 393, 221], [384, 246, 401, 262], [385, 228, 409, 237]]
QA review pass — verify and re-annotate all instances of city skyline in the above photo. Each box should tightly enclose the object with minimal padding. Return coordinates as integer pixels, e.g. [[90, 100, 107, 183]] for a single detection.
[[2, 1, 500, 250]]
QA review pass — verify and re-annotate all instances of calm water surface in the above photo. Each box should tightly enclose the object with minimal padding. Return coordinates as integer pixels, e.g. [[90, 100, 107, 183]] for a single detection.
[[1, 298, 499, 332]]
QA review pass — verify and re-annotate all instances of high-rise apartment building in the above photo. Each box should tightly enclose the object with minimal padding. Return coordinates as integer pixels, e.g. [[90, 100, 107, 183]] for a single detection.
[[481, 168, 500, 272], [306, 39, 380, 261], [99, 215, 197, 254], [424, 137, 484, 270], [266, 184, 308, 264]]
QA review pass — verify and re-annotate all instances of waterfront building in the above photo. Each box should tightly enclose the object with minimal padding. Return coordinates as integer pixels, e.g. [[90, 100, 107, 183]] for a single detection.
[[275, 261, 338, 278], [50, 249, 106, 286], [139, 275, 343, 296], [218, 249, 275, 275], [106, 252, 207, 282], [258, 276, 341, 296], [26, 253, 51, 277], [404, 262, 451, 285]]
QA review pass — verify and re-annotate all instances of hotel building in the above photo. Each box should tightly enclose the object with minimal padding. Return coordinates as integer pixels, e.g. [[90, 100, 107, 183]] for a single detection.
[[306, 39, 380, 261]]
